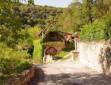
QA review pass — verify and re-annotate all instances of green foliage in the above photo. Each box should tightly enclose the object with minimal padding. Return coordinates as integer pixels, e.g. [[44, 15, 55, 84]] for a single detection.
[[0, 57, 32, 74], [0, 2, 63, 48], [0, 43, 32, 85], [0, 58, 20, 74], [18, 25, 42, 50], [33, 40, 44, 63], [59, 0, 111, 34], [64, 41, 75, 51], [0, 1, 23, 47], [33, 28, 66, 62], [0, 43, 30, 59], [28, 25, 42, 40], [59, 8, 74, 33], [55, 41, 74, 60], [55, 51, 69, 59], [18, 5, 63, 28], [80, 16, 111, 41], [55, 41, 74, 59], [62, 55, 72, 61], [0, 45, 32, 84], [15, 60, 32, 73], [28, 0, 34, 5]]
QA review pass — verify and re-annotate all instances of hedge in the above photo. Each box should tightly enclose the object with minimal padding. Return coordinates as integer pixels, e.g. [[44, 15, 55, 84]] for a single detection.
[[33, 40, 43, 62]]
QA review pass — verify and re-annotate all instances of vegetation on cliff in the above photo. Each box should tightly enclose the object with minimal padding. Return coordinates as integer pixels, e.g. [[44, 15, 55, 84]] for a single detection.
[[0, 0, 111, 84]]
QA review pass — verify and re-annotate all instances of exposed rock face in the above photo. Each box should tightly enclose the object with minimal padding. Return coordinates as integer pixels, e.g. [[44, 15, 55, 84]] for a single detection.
[[78, 40, 111, 76]]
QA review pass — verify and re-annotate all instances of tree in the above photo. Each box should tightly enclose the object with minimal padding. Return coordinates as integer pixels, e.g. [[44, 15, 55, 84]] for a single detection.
[[28, 0, 34, 5], [82, 0, 94, 23], [0, 0, 22, 47], [59, 1, 92, 33]]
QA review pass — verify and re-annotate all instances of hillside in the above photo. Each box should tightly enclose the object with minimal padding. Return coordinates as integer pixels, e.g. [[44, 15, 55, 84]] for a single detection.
[[15, 4, 63, 28]]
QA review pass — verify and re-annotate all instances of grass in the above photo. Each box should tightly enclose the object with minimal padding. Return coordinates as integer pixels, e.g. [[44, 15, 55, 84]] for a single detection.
[[62, 55, 72, 61], [55, 51, 70, 59]]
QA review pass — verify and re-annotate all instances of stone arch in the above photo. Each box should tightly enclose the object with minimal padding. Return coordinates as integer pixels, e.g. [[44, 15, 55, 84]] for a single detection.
[[45, 47, 57, 55]]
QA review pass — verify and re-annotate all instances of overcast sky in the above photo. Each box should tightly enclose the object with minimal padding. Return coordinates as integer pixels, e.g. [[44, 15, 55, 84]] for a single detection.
[[34, 0, 82, 8], [20, 0, 82, 8]]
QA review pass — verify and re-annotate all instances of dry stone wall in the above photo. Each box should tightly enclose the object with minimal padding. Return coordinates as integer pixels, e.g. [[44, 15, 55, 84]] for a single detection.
[[4, 67, 36, 85], [4, 66, 44, 85]]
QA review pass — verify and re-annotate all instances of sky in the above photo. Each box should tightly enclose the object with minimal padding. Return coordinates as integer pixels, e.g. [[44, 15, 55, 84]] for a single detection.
[[35, 0, 82, 8]]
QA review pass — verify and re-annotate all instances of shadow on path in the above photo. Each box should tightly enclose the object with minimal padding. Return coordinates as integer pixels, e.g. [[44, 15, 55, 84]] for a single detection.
[[27, 67, 45, 85], [28, 64, 111, 85], [41, 73, 111, 85]]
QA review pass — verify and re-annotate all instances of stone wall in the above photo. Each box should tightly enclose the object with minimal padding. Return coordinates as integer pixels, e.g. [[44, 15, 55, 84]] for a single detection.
[[78, 40, 111, 76], [4, 66, 44, 85]]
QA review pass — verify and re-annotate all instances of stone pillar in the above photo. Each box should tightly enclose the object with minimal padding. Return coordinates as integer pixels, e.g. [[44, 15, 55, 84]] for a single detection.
[[74, 37, 79, 50], [72, 51, 79, 62], [72, 37, 79, 62]]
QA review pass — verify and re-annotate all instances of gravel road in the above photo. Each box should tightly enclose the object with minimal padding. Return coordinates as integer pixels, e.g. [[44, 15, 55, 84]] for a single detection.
[[29, 59, 111, 85]]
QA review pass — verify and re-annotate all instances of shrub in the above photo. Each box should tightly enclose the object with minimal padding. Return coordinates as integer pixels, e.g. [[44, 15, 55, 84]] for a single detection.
[[28, 25, 42, 40], [80, 16, 111, 41], [64, 41, 74, 51], [16, 60, 32, 73], [0, 58, 20, 74], [0, 58, 32, 74], [0, 43, 32, 75], [33, 40, 44, 63], [11, 50, 31, 59], [0, 46, 30, 59]]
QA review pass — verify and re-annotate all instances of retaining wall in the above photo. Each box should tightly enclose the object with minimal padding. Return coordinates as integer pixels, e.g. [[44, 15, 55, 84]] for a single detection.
[[4, 66, 44, 85], [78, 40, 111, 76]]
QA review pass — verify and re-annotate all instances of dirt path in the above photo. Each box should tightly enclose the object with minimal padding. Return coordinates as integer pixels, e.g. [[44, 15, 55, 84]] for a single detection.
[[30, 59, 111, 85]]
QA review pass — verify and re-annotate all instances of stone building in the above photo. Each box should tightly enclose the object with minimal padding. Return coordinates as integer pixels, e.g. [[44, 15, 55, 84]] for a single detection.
[[38, 28, 72, 63]]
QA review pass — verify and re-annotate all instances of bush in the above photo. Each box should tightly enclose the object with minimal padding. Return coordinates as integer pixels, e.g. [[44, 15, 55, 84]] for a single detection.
[[33, 40, 44, 63], [11, 50, 31, 59], [80, 16, 111, 41], [0, 58, 32, 74], [28, 25, 42, 40], [0, 43, 32, 74], [0, 43, 32, 85], [0, 58, 20, 74], [64, 41, 74, 51], [16, 60, 32, 73]]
